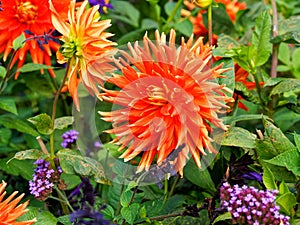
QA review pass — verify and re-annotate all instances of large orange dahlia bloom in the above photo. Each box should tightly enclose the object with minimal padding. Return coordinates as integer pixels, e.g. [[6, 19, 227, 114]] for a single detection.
[[0, 181, 36, 224], [0, 0, 70, 78], [99, 30, 233, 175], [49, 0, 117, 110]]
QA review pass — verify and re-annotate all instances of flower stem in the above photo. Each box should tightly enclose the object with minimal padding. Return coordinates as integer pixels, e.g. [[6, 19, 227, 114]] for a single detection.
[[162, 0, 184, 32], [207, 4, 213, 46], [270, 0, 278, 78], [49, 61, 71, 159], [168, 174, 180, 199]]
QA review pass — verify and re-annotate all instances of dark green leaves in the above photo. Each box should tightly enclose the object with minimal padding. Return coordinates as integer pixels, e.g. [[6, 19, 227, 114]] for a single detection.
[[57, 149, 106, 184], [28, 114, 53, 135]]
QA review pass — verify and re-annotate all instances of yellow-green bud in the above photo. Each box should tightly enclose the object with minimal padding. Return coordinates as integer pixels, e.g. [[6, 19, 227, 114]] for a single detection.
[[192, 0, 212, 8]]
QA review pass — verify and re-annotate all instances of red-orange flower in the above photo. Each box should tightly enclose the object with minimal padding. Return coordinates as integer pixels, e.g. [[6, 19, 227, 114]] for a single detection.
[[0, 0, 70, 78], [234, 64, 263, 111], [0, 180, 36, 224], [99, 30, 233, 175], [49, 0, 117, 110], [215, 0, 246, 22]]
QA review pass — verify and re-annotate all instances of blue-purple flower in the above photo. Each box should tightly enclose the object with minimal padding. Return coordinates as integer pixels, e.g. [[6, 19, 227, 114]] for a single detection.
[[29, 159, 62, 201], [61, 130, 79, 148], [88, 0, 113, 14], [220, 182, 290, 225]]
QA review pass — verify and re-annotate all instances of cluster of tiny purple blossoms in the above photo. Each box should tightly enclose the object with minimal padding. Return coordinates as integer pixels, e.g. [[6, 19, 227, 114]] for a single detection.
[[61, 130, 79, 148], [220, 182, 290, 225], [29, 159, 62, 201]]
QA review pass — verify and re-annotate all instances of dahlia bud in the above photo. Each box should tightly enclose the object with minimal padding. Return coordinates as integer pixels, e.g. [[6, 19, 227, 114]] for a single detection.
[[192, 0, 212, 8]]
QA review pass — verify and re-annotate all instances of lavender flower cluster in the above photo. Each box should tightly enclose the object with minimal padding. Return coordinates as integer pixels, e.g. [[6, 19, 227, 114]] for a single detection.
[[61, 130, 79, 148], [29, 159, 62, 201], [220, 182, 290, 225]]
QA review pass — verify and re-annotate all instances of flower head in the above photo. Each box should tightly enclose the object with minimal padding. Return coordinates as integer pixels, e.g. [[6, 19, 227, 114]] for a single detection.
[[99, 29, 233, 175], [0, 180, 36, 224], [220, 182, 290, 225], [0, 0, 69, 78], [49, 0, 117, 110], [61, 129, 79, 148], [29, 159, 62, 201]]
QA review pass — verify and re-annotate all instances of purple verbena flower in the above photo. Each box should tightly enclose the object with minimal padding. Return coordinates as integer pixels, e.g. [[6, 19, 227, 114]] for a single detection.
[[88, 0, 113, 14], [220, 182, 290, 225], [61, 130, 79, 148], [29, 159, 62, 201]]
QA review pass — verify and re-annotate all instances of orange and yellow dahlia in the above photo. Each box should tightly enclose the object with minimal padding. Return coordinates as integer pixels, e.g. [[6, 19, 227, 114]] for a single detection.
[[99, 30, 233, 175], [0, 181, 36, 224], [49, 0, 117, 109], [0, 0, 70, 78]]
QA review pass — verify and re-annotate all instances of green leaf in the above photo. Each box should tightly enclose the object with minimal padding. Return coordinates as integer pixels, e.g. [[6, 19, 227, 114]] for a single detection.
[[274, 108, 300, 132], [215, 127, 256, 149], [18, 63, 54, 73], [28, 113, 53, 135], [57, 149, 107, 184], [173, 19, 193, 37], [294, 133, 300, 151], [34, 210, 57, 225], [270, 79, 300, 96], [183, 160, 216, 195], [54, 116, 74, 130], [57, 215, 72, 225], [235, 82, 260, 105], [262, 166, 277, 190], [251, 11, 272, 67], [279, 181, 290, 195], [0, 97, 18, 115], [120, 190, 132, 207], [278, 43, 291, 65], [262, 118, 297, 152], [111, 0, 140, 27], [277, 192, 297, 215], [0, 115, 39, 137], [0, 66, 6, 78], [0, 158, 35, 180], [272, 15, 300, 44], [13, 149, 46, 160], [126, 181, 138, 192], [102, 204, 115, 221], [223, 114, 269, 125], [164, 2, 182, 21], [121, 203, 139, 225], [265, 149, 300, 176], [212, 212, 232, 225], [12, 33, 25, 50], [215, 58, 235, 97]]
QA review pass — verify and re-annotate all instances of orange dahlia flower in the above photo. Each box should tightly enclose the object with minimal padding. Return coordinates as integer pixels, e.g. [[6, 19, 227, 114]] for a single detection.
[[99, 30, 233, 175], [0, 0, 70, 78], [215, 0, 246, 22], [49, 0, 117, 110], [0, 181, 36, 224]]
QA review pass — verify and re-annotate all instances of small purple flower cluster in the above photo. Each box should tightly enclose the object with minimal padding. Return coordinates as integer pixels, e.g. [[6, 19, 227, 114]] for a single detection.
[[61, 130, 79, 148], [220, 182, 290, 225], [29, 159, 62, 201]]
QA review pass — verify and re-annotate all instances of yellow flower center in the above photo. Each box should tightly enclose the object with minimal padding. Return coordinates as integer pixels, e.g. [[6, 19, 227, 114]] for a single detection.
[[15, 1, 38, 24]]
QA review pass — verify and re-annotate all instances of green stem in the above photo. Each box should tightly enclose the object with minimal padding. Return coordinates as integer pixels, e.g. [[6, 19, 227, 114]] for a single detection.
[[163, 175, 169, 204], [49, 60, 71, 159], [54, 186, 74, 214], [162, 0, 184, 32], [207, 4, 213, 46], [168, 175, 180, 199]]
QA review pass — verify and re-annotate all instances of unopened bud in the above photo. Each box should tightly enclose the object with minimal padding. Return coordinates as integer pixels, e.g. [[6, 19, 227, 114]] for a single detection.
[[192, 0, 212, 8]]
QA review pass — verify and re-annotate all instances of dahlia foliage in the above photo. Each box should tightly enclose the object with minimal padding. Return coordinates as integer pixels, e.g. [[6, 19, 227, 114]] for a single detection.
[[1, 0, 300, 224]]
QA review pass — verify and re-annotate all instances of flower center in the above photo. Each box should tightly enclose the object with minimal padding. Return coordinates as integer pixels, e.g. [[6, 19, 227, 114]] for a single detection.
[[61, 38, 82, 59], [15, 1, 38, 24]]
